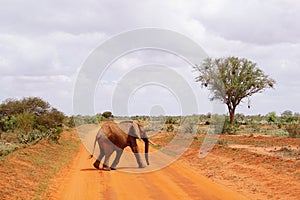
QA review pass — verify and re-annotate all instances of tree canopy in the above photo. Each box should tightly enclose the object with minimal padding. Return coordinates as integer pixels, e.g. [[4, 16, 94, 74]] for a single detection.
[[102, 111, 113, 119], [194, 57, 275, 124], [0, 97, 65, 133]]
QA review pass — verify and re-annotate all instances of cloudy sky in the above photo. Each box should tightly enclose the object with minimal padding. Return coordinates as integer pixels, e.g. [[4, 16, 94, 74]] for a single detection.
[[1, 0, 299, 116]]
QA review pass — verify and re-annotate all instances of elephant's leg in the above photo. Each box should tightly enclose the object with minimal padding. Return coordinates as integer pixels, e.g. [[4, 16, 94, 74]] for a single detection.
[[103, 154, 112, 171], [110, 149, 124, 170], [93, 147, 105, 169], [130, 145, 145, 168], [103, 145, 114, 171]]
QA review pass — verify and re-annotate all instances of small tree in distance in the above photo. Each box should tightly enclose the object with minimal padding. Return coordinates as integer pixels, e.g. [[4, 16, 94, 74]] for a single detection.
[[102, 111, 113, 119], [194, 57, 275, 124]]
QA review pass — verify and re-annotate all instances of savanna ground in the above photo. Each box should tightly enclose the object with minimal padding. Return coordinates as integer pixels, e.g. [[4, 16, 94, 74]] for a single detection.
[[0, 130, 80, 199], [0, 124, 300, 200], [151, 130, 300, 200]]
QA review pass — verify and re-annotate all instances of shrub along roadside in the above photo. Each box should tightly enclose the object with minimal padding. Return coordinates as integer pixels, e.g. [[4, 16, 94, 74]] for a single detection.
[[18, 127, 63, 145], [0, 97, 65, 133], [285, 122, 300, 138], [0, 97, 68, 156]]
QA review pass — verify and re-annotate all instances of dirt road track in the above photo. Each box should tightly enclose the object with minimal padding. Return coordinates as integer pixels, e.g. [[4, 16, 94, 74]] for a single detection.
[[50, 143, 248, 200]]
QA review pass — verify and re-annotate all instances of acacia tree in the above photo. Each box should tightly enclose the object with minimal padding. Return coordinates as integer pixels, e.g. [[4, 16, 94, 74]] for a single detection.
[[194, 57, 275, 124]]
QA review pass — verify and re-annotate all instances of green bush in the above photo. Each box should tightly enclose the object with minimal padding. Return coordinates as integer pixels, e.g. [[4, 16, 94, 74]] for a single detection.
[[15, 112, 35, 134], [18, 127, 63, 145], [222, 119, 238, 135], [249, 122, 261, 132], [130, 115, 149, 122], [281, 110, 294, 123], [277, 122, 283, 129], [0, 97, 67, 149], [165, 124, 174, 132], [66, 116, 76, 128], [181, 123, 194, 133], [18, 129, 46, 144], [102, 111, 113, 119], [285, 122, 300, 138], [73, 115, 101, 125], [266, 112, 277, 123], [0, 97, 65, 132], [0, 116, 18, 132], [165, 116, 180, 124], [47, 127, 62, 144]]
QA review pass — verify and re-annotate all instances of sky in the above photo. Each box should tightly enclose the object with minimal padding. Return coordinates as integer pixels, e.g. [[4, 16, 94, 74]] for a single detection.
[[0, 0, 300, 116]]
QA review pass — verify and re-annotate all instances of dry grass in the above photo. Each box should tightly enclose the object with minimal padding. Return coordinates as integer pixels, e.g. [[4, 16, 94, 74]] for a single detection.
[[0, 130, 80, 200]]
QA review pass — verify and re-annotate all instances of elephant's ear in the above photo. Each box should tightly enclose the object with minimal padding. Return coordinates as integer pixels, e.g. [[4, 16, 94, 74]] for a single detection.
[[132, 121, 141, 138], [118, 121, 138, 137], [133, 121, 147, 139]]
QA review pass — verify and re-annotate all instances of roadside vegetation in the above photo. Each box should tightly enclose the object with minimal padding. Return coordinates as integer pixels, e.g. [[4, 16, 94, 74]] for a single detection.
[[71, 109, 300, 139], [0, 129, 80, 200], [0, 97, 75, 156], [124, 112, 300, 138], [0, 97, 81, 199]]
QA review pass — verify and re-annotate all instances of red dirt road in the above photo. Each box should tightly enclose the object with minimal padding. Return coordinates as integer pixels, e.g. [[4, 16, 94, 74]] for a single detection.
[[49, 144, 248, 200]]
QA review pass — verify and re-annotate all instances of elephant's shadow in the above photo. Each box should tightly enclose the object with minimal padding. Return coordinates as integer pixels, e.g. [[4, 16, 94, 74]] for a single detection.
[[80, 168, 99, 171], [112, 166, 139, 170], [80, 166, 139, 171]]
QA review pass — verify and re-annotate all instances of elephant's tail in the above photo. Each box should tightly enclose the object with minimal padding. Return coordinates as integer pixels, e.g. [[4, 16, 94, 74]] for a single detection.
[[89, 131, 99, 159]]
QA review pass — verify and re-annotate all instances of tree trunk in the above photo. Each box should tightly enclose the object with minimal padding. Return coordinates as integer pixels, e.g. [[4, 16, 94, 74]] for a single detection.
[[229, 108, 235, 124]]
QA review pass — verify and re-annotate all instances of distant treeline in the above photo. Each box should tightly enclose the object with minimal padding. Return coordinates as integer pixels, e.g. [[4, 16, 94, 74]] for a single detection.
[[72, 111, 300, 138], [1, 96, 299, 157], [73, 111, 300, 125]]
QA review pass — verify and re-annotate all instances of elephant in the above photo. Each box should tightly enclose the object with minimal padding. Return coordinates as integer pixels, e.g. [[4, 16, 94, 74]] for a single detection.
[[90, 120, 149, 171]]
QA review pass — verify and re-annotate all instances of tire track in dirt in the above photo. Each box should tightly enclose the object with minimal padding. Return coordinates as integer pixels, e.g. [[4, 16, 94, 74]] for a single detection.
[[49, 144, 103, 200], [100, 162, 248, 200]]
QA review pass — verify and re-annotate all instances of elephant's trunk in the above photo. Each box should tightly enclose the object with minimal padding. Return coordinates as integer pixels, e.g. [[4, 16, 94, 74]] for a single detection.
[[142, 138, 149, 165]]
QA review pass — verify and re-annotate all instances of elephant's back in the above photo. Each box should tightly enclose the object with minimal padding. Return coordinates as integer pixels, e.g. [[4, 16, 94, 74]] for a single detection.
[[100, 122, 128, 148]]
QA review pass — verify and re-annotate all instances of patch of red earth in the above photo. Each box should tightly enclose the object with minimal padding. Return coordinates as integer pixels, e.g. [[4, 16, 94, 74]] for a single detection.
[[151, 133, 300, 199], [228, 144, 300, 160], [222, 134, 300, 146], [0, 130, 80, 200], [180, 140, 300, 200], [49, 143, 248, 200]]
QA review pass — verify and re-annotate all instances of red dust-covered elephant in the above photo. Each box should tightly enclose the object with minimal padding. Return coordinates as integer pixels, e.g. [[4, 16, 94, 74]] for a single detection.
[[90, 121, 149, 170]]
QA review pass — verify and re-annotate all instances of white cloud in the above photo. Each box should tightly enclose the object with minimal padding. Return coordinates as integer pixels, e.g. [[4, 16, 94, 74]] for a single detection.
[[194, 0, 300, 44], [0, 0, 299, 115]]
